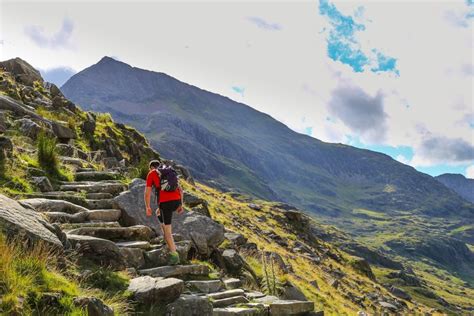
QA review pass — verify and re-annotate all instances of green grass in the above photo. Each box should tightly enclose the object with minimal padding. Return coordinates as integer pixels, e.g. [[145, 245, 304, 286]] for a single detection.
[[37, 132, 59, 174], [0, 233, 130, 315]]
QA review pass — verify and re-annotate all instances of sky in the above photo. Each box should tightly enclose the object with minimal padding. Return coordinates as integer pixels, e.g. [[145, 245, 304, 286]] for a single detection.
[[1, 0, 473, 178]]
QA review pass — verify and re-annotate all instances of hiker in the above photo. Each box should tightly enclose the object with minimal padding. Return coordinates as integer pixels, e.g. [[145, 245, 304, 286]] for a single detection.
[[144, 160, 184, 265]]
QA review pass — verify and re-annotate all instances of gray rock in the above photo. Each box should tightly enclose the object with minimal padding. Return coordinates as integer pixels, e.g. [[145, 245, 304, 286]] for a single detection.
[[144, 240, 191, 267], [222, 249, 244, 274], [223, 278, 242, 290], [0, 194, 62, 248], [186, 280, 222, 294], [44, 211, 88, 223], [268, 300, 314, 315], [115, 179, 224, 254], [208, 289, 245, 300], [183, 191, 207, 207], [212, 296, 248, 308], [73, 296, 114, 316], [32, 176, 54, 192], [281, 282, 307, 301], [116, 241, 151, 249], [213, 307, 263, 316], [15, 118, 44, 139], [389, 286, 411, 301], [248, 204, 262, 211], [19, 198, 89, 214], [81, 113, 96, 136], [128, 276, 184, 304], [87, 209, 122, 222], [379, 301, 398, 311], [282, 210, 302, 221], [166, 294, 213, 316], [56, 143, 88, 160], [225, 232, 247, 247], [59, 182, 127, 195], [349, 257, 376, 281], [67, 234, 125, 269], [139, 264, 210, 278], [51, 121, 76, 140], [120, 247, 145, 269], [0, 136, 13, 156], [0, 58, 43, 86], [67, 225, 153, 242]]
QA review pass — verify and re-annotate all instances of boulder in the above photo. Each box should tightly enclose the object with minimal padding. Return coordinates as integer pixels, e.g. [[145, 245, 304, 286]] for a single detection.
[[281, 282, 307, 301], [56, 143, 89, 160], [128, 276, 184, 304], [166, 294, 213, 316], [19, 198, 90, 214], [115, 179, 225, 254], [389, 286, 411, 301], [67, 234, 125, 270], [15, 118, 44, 139], [120, 247, 145, 269], [225, 232, 247, 247], [32, 176, 53, 192], [183, 191, 206, 207], [73, 297, 114, 316], [349, 257, 376, 281], [0, 194, 62, 248], [248, 204, 262, 211], [81, 113, 96, 136], [51, 122, 76, 140], [222, 249, 245, 274], [0, 136, 13, 156], [282, 210, 302, 222], [0, 58, 43, 86]]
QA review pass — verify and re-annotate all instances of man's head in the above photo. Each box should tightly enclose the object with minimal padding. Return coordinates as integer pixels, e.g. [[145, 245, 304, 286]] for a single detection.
[[149, 160, 160, 170]]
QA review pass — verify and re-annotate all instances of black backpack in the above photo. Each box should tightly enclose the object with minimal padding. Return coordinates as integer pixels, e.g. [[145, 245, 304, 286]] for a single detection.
[[153, 165, 179, 202]]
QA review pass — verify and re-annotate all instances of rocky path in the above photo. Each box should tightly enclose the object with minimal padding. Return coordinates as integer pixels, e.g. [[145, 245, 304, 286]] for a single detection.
[[19, 167, 318, 316]]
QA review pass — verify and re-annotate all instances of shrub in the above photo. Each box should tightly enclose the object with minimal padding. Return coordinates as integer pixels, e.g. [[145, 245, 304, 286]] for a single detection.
[[260, 252, 284, 296], [37, 131, 58, 174]]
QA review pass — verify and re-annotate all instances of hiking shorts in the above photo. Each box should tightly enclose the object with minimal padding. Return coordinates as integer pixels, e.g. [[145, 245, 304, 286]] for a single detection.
[[157, 200, 181, 225]]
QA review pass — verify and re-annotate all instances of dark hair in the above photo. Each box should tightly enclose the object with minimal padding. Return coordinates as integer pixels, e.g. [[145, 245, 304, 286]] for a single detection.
[[149, 160, 161, 169]]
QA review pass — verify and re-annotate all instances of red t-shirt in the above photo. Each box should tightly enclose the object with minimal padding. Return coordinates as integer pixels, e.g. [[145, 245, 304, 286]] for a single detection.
[[146, 170, 181, 203]]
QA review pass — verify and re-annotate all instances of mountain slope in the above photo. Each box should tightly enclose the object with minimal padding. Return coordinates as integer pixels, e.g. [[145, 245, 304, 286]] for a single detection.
[[2, 57, 462, 315], [62, 57, 472, 217], [436, 173, 474, 203], [62, 57, 474, 285]]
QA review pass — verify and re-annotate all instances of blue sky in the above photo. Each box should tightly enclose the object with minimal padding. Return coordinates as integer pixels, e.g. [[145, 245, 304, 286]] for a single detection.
[[1, 0, 473, 178]]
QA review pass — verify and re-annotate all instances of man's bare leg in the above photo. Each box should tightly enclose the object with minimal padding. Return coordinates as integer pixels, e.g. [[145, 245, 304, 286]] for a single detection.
[[163, 224, 177, 253]]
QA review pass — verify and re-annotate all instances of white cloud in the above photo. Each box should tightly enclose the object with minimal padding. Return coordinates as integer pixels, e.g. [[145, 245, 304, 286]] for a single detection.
[[24, 17, 74, 49], [466, 165, 474, 179], [1, 0, 472, 171]]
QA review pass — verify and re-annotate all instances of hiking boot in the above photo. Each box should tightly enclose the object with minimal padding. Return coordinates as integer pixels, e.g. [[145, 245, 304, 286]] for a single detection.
[[168, 251, 180, 265]]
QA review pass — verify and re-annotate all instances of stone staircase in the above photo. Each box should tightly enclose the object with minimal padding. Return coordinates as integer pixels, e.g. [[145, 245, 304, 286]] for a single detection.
[[20, 167, 318, 316]]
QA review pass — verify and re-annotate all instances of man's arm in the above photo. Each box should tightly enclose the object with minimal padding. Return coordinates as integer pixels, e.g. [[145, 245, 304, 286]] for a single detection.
[[144, 186, 152, 216]]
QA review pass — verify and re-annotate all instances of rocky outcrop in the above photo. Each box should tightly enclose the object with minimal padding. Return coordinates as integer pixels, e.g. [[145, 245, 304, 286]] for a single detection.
[[128, 276, 184, 304], [115, 179, 224, 255], [0, 58, 43, 86], [0, 194, 62, 248], [67, 234, 125, 269]]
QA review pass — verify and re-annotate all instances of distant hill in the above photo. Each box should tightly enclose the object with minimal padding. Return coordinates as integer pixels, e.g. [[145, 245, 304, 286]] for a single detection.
[[436, 173, 474, 203]]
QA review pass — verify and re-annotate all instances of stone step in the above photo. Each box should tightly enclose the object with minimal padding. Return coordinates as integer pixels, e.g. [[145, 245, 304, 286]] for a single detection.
[[208, 289, 245, 300], [186, 280, 223, 294], [212, 296, 248, 308], [60, 221, 121, 230], [59, 182, 127, 195], [87, 209, 122, 222], [223, 278, 243, 290], [85, 199, 116, 210], [139, 264, 210, 279], [77, 168, 96, 172], [67, 225, 153, 242], [116, 241, 151, 250], [269, 301, 315, 315], [213, 307, 263, 316], [23, 193, 86, 207], [253, 296, 315, 316], [86, 193, 113, 200], [75, 171, 120, 181], [19, 198, 89, 214], [59, 180, 123, 185], [244, 292, 266, 300]]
